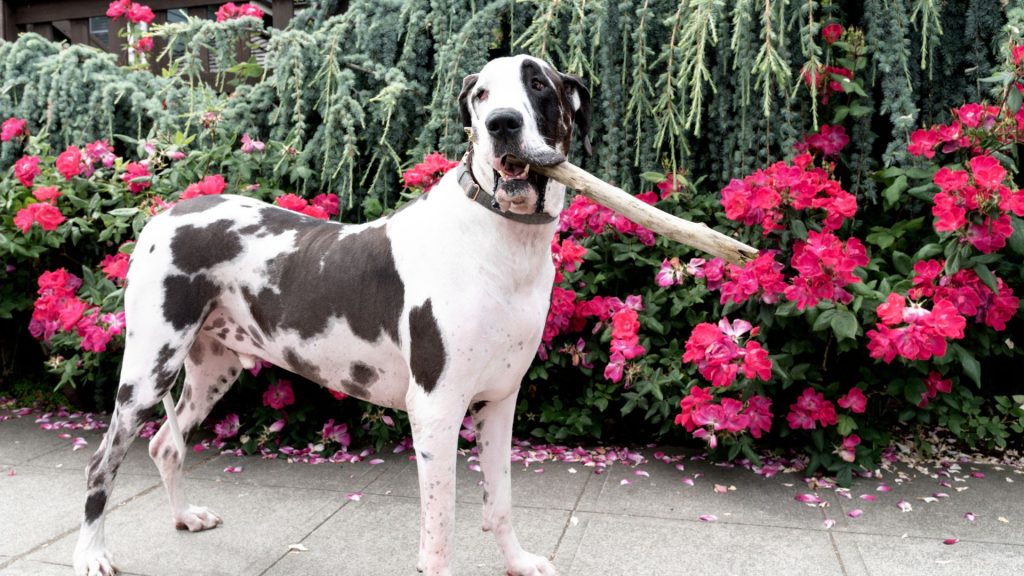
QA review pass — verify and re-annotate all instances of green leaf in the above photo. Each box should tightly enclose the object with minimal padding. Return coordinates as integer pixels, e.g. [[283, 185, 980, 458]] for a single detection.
[[727, 442, 742, 461], [1008, 88, 1023, 114], [954, 344, 981, 388], [883, 175, 908, 205], [865, 231, 895, 249], [912, 243, 943, 262], [813, 309, 838, 332], [973, 263, 999, 293], [108, 207, 139, 217], [830, 310, 859, 341], [836, 414, 857, 437], [640, 171, 667, 183], [892, 251, 913, 275]]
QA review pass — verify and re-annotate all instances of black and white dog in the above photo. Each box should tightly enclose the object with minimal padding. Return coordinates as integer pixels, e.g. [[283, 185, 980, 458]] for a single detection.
[[74, 55, 590, 576]]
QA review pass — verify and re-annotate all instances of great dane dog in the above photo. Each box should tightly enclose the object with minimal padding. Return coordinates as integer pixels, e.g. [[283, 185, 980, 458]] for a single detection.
[[73, 54, 591, 576]]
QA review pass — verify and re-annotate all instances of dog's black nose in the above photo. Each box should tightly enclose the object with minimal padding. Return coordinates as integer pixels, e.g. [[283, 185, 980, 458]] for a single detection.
[[485, 109, 523, 141]]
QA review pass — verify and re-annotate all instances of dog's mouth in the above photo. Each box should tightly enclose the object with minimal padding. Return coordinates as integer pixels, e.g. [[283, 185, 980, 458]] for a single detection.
[[491, 154, 550, 212]]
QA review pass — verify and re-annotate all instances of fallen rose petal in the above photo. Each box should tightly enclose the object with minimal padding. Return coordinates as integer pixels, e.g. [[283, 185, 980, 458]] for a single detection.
[[368, 458, 385, 465], [823, 518, 836, 529], [795, 493, 823, 504], [932, 492, 950, 499], [72, 437, 88, 451], [224, 466, 243, 473], [918, 496, 938, 504], [698, 514, 718, 522], [943, 538, 959, 545], [877, 484, 893, 492], [998, 517, 1009, 523], [971, 472, 985, 479], [897, 500, 913, 512], [620, 479, 632, 486], [288, 543, 309, 552], [268, 419, 285, 433], [964, 512, 976, 522], [346, 492, 362, 502], [682, 477, 695, 486], [859, 494, 877, 501], [714, 484, 728, 494], [635, 470, 650, 478], [848, 509, 863, 518]]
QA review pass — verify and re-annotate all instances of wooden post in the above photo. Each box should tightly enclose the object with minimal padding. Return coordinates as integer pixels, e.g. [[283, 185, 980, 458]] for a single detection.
[[271, 0, 293, 29]]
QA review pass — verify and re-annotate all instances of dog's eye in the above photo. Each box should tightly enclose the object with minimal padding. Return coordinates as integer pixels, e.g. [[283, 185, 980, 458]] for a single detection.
[[531, 78, 546, 92], [475, 89, 488, 102]]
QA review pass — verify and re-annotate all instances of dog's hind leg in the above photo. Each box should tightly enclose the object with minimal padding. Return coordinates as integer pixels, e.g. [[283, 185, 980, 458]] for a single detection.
[[147, 334, 241, 532], [73, 335, 193, 576], [472, 392, 558, 576]]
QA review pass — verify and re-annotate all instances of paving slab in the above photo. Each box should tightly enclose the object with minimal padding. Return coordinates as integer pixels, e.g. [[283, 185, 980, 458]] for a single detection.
[[365, 453, 592, 510], [262, 494, 570, 576], [0, 467, 160, 558], [563, 511, 844, 576], [832, 531, 1024, 576], [575, 457, 833, 530], [828, 463, 1024, 543], [185, 451, 392, 493], [0, 416, 65, 466], [28, 477, 347, 576]]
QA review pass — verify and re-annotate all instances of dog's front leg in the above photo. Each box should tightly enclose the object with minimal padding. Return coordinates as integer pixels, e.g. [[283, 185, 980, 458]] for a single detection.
[[473, 392, 558, 576], [408, 389, 465, 576]]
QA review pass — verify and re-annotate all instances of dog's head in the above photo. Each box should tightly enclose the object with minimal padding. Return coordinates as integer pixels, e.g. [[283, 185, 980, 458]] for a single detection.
[[459, 55, 591, 216]]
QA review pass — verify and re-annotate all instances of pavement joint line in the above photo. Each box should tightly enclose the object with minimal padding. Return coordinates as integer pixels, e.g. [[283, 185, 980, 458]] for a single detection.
[[254, 453, 396, 576], [550, 465, 595, 563], [826, 531, 850, 576], [0, 453, 221, 572], [824, 529, 1024, 547], [572, 508, 867, 535]]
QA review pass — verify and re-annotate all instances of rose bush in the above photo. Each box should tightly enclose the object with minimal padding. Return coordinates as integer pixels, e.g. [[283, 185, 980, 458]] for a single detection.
[[1, 6, 1022, 478]]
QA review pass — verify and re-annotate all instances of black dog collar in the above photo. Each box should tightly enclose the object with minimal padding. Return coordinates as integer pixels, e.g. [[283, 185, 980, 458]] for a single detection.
[[455, 148, 557, 226]]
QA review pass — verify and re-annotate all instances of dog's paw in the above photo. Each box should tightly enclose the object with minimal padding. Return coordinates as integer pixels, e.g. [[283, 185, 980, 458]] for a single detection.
[[506, 552, 558, 576], [73, 549, 118, 576], [174, 505, 223, 532]]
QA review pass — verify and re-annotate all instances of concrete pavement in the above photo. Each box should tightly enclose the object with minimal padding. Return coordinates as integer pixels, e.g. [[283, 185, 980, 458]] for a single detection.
[[1, 408, 1022, 575]]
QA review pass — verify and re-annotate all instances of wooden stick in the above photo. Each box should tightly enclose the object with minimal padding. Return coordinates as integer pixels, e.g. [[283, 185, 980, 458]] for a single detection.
[[534, 161, 759, 265]]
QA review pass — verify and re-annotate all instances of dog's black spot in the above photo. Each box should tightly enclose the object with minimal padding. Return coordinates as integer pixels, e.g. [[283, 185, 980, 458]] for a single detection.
[[483, 489, 489, 504], [243, 223, 404, 342], [217, 328, 229, 340], [521, 59, 591, 155], [247, 325, 264, 346], [229, 367, 238, 377], [116, 384, 135, 405], [149, 244, 155, 254], [470, 400, 488, 414], [475, 419, 485, 433], [162, 446, 173, 460], [182, 384, 193, 403], [89, 472, 105, 489], [170, 195, 228, 216], [409, 299, 445, 393], [351, 362, 378, 387], [162, 274, 218, 331], [171, 219, 242, 274], [151, 344, 179, 396], [188, 339, 204, 365], [238, 223, 262, 235], [284, 347, 322, 383], [88, 452, 103, 477], [84, 490, 108, 523], [419, 450, 433, 461], [340, 379, 369, 399], [133, 405, 158, 430], [209, 340, 224, 356], [235, 325, 247, 337], [211, 318, 226, 329]]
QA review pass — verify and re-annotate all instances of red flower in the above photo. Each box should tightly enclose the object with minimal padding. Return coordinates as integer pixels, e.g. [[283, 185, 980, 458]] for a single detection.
[[675, 386, 714, 432], [100, 252, 130, 281], [274, 193, 309, 212], [56, 146, 83, 180], [134, 36, 154, 53], [867, 295, 966, 363], [106, 0, 131, 19], [126, 3, 154, 24], [838, 434, 860, 462], [931, 191, 966, 232], [122, 162, 151, 193], [718, 251, 787, 305], [301, 205, 329, 220], [822, 23, 844, 45], [311, 193, 340, 217], [181, 174, 226, 200], [1, 117, 27, 141], [683, 318, 771, 388], [968, 155, 1006, 190], [786, 388, 838, 430], [262, 380, 295, 410], [216, 2, 264, 22], [610, 309, 638, 340], [918, 371, 953, 407], [800, 124, 850, 157], [14, 155, 41, 187], [1013, 45, 1024, 66], [837, 387, 867, 413], [742, 395, 773, 439], [907, 128, 940, 158], [32, 186, 61, 202], [966, 214, 1013, 254], [402, 152, 459, 193], [14, 202, 65, 233], [784, 232, 868, 310]]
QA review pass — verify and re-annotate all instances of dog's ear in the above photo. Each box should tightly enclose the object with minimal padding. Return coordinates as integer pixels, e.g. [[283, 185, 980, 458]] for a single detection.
[[560, 73, 592, 156], [458, 74, 479, 128]]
